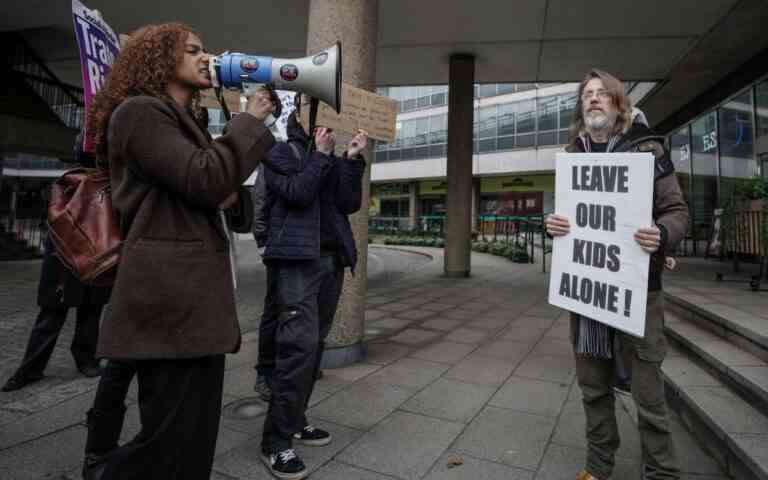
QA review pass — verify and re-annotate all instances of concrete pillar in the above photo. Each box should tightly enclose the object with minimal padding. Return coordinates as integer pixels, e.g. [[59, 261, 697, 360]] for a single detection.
[[307, 0, 378, 367], [408, 181, 418, 229], [471, 177, 481, 231], [444, 54, 475, 277]]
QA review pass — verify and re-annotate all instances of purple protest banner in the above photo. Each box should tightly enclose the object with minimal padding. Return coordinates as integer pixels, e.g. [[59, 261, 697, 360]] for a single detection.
[[72, 0, 120, 152]]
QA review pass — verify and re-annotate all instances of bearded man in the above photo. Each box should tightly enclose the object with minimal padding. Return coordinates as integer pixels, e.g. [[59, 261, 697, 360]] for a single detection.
[[545, 69, 689, 480]]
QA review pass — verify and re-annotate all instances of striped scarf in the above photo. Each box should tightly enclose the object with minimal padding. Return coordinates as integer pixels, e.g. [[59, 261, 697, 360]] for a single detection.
[[574, 133, 621, 359]]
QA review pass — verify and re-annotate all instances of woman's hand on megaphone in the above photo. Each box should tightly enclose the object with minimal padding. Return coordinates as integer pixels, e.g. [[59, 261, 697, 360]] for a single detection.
[[245, 88, 276, 122], [315, 127, 336, 155]]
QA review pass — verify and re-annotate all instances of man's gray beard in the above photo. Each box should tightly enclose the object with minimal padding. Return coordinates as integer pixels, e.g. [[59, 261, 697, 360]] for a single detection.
[[584, 112, 612, 132]]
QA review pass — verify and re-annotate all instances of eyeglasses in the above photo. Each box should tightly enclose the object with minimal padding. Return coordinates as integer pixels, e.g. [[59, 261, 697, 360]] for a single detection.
[[581, 89, 611, 101]]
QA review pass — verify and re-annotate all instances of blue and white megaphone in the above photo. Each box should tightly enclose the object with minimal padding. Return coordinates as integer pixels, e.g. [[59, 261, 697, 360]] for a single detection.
[[209, 42, 342, 118]]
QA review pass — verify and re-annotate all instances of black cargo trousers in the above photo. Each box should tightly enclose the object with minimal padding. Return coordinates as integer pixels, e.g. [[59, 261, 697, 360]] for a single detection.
[[261, 254, 344, 453]]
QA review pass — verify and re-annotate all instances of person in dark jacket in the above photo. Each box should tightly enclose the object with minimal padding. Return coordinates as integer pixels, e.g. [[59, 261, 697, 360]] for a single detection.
[[545, 69, 688, 480], [80, 23, 275, 480], [1, 133, 109, 393], [259, 96, 367, 479]]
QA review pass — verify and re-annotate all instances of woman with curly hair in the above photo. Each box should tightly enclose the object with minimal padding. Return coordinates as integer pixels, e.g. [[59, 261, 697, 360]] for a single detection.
[[81, 22, 275, 480]]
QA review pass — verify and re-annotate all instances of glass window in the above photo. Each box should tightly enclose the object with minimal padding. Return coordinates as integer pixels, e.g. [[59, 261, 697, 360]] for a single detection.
[[498, 136, 515, 150], [756, 80, 768, 139], [497, 83, 516, 95], [413, 117, 429, 146], [498, 103, 515, 137], [473, 84, 479, 98], [479, 138, 496, 153], [429, 114, 447, 144], [538, 96, 558, 132], [691, 111, 719, 242], [537, 130, 557, 146], [478, 105, 497, 139], [429, 144, 446, 157], [374, 150, 388, 163], [402, 119, 416, 147], [719, 90, 756, 200], [516, 133, 535, 148], [669, 125, 692, 210], [516, 100, 535, 134], [558, 130, 570, 145], [559, 94, 578, 130], [517, 83, 536, 93], [479, 84, 497, 98]]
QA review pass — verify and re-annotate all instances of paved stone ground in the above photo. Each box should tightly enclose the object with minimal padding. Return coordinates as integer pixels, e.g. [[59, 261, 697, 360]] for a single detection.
[[0, 243, 728, 479]]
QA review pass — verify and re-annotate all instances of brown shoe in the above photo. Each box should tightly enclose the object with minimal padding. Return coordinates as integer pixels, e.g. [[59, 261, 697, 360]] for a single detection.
[[577, 470, 605, 480]]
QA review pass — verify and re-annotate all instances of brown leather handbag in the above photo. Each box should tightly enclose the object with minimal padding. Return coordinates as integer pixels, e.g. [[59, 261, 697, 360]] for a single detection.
[[48, 167, 122, 286]]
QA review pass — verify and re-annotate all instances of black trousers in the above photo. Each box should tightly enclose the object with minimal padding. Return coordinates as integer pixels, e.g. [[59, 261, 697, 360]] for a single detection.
[[99, 355, 225, 480], [12, 303, 102, 379], [262, 255, 344, 452], [256, 263, 279, 379], [85, 360, 137, 456]]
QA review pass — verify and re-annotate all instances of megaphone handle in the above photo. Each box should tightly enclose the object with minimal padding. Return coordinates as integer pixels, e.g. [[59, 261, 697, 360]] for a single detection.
[[306, 97, 320, 159]]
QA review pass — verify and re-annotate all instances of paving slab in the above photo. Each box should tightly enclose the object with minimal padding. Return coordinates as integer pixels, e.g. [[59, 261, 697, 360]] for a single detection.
[[311, 460, 401, 480], [393, 309, 436, 321], [515, 354, 576, 384], [0, 390, 93, 450], [213, 419, 363, 479], [498, 325, 549, 343], [423, 451, 534, 480], [338, 411, 464, 480], [388, 328, 444, 345], [366, 357, 450, 391], [409, 341, 477, 364], [445, 353, 517, 386], [401, 378, 497, 423], [489, 376, 569, 417], [453, 406, 557, 470], [530, 337, 573, 357], [420, 318, 463, 331], [476, 340, 533, 363], [365, 343, 413, 365], [535, 443, 639, 480], [443, 327, 494, 344], [308, 380, 414, 430], [0, 424, 86, 480], [369, 317, 413, 331]]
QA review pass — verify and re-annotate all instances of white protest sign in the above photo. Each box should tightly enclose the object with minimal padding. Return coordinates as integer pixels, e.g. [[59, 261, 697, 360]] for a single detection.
[[548, 153, 654, 337]]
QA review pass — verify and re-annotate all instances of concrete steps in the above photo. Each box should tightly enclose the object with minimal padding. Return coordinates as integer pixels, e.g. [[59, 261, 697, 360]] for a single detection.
[[662, 297, 768, 480]]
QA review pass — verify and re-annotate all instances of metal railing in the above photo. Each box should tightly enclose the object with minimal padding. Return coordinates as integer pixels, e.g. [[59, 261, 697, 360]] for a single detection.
[[1, 214, 47, 253], [368, 213, 553, 270], [3, 33, 85, 129]]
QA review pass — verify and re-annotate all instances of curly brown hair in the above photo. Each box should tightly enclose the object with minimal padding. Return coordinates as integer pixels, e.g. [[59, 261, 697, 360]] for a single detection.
[[87, 22, 201, 162]]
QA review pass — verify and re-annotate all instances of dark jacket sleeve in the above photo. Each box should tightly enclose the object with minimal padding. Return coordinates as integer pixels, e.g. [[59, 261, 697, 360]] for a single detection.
[[250, 164, 269, 246], [335, 152, 366, 214], [225, 186, 254, 233], [265, 143, 330, 208], [111, 96, 274, 209], [640, 140, 690, 252]]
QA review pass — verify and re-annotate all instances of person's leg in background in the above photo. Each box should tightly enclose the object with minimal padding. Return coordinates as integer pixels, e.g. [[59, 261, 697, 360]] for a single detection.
[[1, 306, 69, 391], [255, 263, 279, 400], [71, 302, 104, 376], [295, 254, 343, 446], [83, 359, 138, 476], [97, 356, 225, 480]]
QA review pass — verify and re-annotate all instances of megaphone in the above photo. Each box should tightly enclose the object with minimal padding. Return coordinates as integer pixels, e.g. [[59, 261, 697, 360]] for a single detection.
[[209, 42, 342, 115]]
